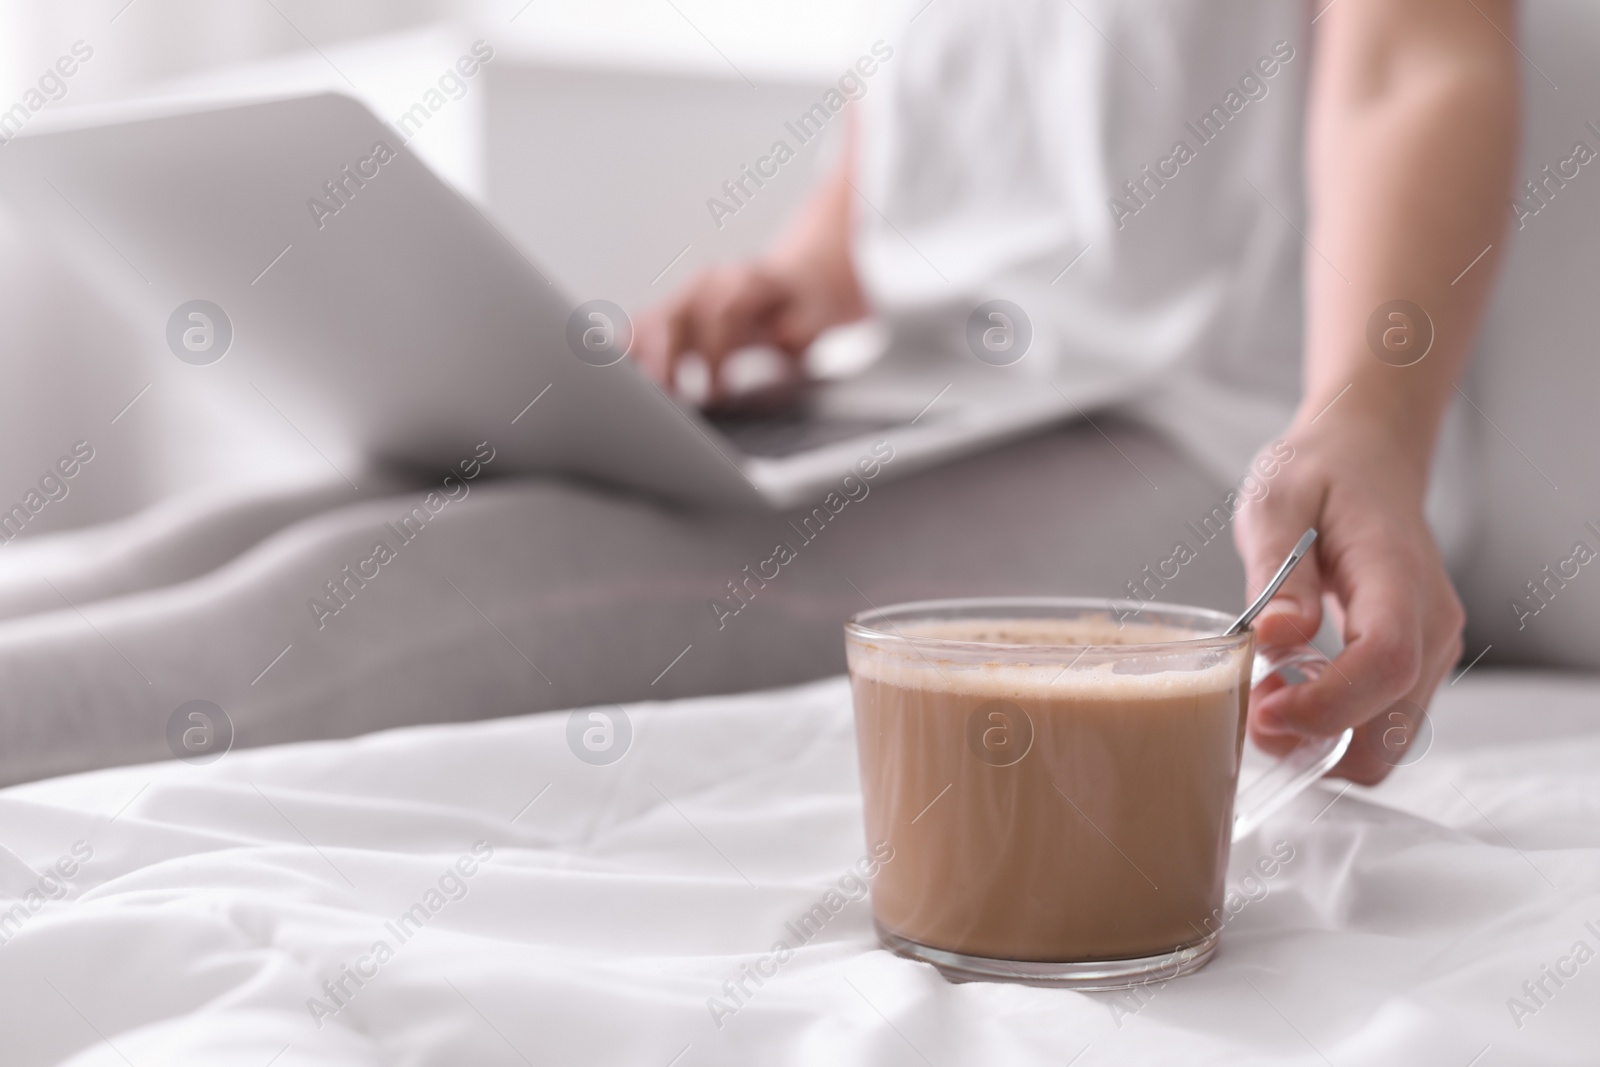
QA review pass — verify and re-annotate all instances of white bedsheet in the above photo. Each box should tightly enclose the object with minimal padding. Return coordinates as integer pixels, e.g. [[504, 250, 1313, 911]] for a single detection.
[[1, 670, 1596, 1066]]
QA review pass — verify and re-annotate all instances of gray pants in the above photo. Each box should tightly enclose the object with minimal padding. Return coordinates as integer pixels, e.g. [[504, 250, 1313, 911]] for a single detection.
[[0, 418, 1242, 785]]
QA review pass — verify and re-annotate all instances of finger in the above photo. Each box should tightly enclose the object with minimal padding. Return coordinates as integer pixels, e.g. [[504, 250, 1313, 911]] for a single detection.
[[1330, 607, 1462, 784], [1250, 635, 1445, 769], [668, 275, 755, 404], [1232, 479, 1325, 650], [1336, 703, 1428, 786], [1249, 606, 1453, 782], [1246, 716, 1305, 760], [698, 271, 790, 403], [631, 271, 709, 389], [1331, 684, 1435, 786], [1253, 545, 1425, 738], [663, 294, 706, 395], [629, 307, 675, 384], [699, 269, 785, 359]]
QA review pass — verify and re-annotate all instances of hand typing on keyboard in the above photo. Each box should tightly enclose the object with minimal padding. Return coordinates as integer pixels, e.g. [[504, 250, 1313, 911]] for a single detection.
[[632, 145, 866, 411]]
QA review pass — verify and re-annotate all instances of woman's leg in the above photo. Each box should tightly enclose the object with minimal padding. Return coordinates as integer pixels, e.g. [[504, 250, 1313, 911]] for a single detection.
[[0, 416, 1244, 785], [0, 471, 413, 623]]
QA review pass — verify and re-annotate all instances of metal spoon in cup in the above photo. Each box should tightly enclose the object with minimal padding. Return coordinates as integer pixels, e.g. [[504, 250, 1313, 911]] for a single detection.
[[1225, 528, 1317, 637]]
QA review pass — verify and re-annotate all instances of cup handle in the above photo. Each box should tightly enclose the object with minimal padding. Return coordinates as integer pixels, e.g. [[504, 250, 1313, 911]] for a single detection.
[[1231, 646, 1354, 842]]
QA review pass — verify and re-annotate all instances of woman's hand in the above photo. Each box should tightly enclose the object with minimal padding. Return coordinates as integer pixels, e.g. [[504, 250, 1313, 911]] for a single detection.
[[632, 259, 857, 408], [1234, 418, 1465, 785], [632, 141, 866, 408]]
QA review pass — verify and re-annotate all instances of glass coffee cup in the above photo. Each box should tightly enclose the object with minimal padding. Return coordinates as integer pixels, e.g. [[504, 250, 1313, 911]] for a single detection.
[[844, 596, 1351, 990]]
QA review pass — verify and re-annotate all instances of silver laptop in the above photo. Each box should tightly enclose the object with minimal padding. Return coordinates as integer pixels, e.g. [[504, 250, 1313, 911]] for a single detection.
[[0, 91, 1136, 509]]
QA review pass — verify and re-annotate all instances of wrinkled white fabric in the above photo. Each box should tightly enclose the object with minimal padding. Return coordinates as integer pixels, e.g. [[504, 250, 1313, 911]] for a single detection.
[[0, 669, 1595, 1065]]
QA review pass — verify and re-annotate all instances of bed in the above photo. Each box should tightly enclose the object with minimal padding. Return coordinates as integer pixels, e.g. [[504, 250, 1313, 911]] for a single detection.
[[1, 668, 1595, 1066]]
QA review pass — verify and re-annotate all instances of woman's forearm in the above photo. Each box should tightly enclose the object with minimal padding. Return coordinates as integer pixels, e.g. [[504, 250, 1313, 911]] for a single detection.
[[764, 124, 866, 324], [1300, 0, 1519, 485], [1236, 1, 1518, 780]]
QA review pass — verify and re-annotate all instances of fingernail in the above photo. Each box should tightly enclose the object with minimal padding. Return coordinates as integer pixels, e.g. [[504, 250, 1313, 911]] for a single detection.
[[1254, 711, 1304, 738]]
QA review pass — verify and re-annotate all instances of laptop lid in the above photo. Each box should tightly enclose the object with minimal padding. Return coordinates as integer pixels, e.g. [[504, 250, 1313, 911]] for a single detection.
[[0, 91, 766, 509]]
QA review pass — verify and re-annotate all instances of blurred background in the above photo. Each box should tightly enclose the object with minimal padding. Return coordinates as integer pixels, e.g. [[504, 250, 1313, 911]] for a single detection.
[[0, 0, 876, 529], [2, 0, 1599, 668]]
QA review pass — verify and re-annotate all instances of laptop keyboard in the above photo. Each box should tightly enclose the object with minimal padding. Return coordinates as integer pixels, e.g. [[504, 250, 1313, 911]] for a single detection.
[[709, 411, 907, 458]]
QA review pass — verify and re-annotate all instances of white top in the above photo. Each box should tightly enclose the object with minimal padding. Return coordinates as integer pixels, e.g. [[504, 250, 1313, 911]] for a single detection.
[[854, 0, 1473, 562], [855, 0, 1310, 481]]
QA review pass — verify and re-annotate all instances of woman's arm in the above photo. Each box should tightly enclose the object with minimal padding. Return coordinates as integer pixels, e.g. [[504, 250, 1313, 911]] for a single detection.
[[1237, 0, 1520, 782]]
